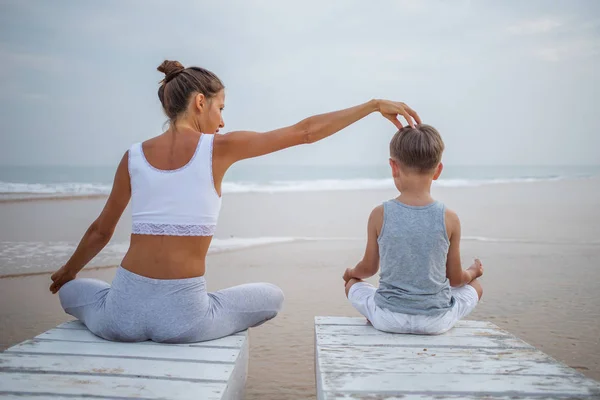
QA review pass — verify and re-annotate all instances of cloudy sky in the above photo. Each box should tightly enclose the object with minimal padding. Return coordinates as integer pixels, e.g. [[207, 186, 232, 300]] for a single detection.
[[1, 0, 599, 167]]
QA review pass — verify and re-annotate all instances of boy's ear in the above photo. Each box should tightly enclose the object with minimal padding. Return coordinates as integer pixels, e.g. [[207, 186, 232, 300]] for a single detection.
[[389, 158, 399, 178], [432, 162, 443, 180]]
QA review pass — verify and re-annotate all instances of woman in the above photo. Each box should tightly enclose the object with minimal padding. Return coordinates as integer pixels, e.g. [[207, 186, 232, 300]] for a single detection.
[[49, 60, 421, 343]]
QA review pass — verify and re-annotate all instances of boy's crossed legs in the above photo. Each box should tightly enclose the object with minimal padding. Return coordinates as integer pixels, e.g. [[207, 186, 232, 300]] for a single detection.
[[345, 278, 482, 335]]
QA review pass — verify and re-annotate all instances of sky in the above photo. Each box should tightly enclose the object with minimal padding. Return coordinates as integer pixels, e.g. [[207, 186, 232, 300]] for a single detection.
[[0, 0, 599, 167]]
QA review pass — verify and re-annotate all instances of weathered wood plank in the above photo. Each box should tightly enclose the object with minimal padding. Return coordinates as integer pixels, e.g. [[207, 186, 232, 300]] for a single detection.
[[315, 317, 600, 400], [316, 332, 530, 348], [316, 345, 579, 376], [0, 352, 234, 381], [221, 338, 249, 400], [0, 372, 226, 400], [316, 324, 509, 337], [5, 339, 239, 363], [319, 372, 600, 397], [320, 393, 592, 400], [55, 320, 245, 337], [37, 327, 245, 348], [0, 396, 93, 400], [55, 320, 88, 330], [315, 316, 495, 329], [1, 320, 249, 399]]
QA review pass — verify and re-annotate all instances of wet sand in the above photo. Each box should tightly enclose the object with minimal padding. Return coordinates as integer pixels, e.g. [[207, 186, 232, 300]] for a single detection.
[[1, 177, 599, 399]]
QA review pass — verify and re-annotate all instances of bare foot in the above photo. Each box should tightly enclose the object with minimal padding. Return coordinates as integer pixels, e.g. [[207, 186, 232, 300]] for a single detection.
[[467, 258, 484, 279]]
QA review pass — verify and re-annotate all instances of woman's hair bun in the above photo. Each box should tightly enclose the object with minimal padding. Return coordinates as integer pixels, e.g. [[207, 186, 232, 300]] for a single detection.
[[157, 60, 185, 76]]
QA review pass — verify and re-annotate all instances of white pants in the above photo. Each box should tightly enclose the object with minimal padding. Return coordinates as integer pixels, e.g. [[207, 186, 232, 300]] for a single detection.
[[348, 282, 479, 335]]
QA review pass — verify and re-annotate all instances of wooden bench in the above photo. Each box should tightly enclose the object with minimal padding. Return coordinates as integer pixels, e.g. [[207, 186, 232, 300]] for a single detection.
[[315, 316, 600, 400], [0, 320, 248, 400]]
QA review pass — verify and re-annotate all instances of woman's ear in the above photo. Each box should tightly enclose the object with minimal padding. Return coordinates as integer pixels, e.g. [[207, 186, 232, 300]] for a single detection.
[[194, 93, 206, 112], [433, 162, 444, 180]]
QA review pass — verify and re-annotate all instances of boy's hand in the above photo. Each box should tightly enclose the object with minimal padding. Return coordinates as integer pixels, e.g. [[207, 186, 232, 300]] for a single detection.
[[467, 258, 484, 280], [343, 268, 354, 283]]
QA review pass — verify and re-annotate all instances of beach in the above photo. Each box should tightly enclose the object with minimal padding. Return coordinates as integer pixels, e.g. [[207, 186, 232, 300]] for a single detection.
[[1, 177, 599, 399]]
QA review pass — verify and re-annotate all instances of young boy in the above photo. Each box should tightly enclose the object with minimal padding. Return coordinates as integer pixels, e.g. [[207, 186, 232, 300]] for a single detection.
[[343, 124, 484, 335]]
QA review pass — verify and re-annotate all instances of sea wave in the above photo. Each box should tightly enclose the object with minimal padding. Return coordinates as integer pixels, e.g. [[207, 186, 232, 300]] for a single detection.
[[0, 236, 354, 277], [0, 174, 583, 200], [462, 236, 600, 245], [2, 234, 598, 277]]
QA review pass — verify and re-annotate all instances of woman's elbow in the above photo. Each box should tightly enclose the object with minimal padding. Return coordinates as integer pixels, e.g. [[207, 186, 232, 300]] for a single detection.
[[296, 119, 317, 144], [89, 222, 113, 243]]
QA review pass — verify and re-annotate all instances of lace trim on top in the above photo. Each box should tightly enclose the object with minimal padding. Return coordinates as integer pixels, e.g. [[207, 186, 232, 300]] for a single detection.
[[132, 222, 216, 236]]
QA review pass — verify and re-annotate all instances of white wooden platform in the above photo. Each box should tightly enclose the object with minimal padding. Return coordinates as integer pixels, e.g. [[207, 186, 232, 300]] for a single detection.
[[0, 320, 248, 400], [315, 316, 600, 400]]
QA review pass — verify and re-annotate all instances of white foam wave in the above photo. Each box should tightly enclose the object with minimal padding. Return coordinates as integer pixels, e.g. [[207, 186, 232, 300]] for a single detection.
[[462, 236, 600, 245], [222, 176, 570, 193], [222, 179, 395, 193], [209, 237, 299, 252], [462, 236, 526, 243], [0, 182, 111, 199], [0, 236, 352, 276], [435, 176, 563, 187], [3, 234, 598, 277], [0, 174, 579, 200]]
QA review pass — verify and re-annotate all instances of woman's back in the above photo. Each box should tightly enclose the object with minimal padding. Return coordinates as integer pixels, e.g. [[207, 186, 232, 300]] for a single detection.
[[122, 131, 220, 279]]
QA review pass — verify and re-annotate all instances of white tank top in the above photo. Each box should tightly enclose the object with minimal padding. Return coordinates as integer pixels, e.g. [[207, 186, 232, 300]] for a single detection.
[[128, 134, 222, 236]]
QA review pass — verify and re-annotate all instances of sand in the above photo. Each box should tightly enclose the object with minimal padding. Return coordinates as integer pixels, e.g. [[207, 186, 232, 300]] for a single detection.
[[1, 177, 599, 399]]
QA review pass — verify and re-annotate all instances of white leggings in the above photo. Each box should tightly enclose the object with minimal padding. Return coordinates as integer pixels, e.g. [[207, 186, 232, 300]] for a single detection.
[[58, 266, 284, 343]]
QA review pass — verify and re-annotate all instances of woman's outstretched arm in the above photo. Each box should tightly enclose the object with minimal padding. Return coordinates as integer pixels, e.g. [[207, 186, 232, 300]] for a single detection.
[[49, 152, 131, 293], [215, 99, 420, 165]]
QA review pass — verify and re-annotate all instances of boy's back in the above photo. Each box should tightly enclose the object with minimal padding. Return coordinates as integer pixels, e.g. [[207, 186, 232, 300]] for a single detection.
[[374, 199, 453, 316], [342, 124, 484, 335]]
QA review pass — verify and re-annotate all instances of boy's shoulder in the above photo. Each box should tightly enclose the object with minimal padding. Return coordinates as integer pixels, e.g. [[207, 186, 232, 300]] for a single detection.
[[444, 205, 458, 217], [371, 203, 384, 213], [444, 206, 461, 233], [369, 204, 384, 222], [443, 204, 459, 218], [368, 204, 385, 233]]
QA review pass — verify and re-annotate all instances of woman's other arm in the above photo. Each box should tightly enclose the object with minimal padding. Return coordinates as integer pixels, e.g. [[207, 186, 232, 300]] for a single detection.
[[50, 152, 131, 293]]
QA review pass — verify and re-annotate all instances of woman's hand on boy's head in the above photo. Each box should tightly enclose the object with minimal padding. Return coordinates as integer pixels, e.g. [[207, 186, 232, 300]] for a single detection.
[[376, 100, 421, 130]]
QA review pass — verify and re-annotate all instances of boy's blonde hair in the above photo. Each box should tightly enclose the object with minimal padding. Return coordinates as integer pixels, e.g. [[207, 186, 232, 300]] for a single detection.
[[389, 124, 444, 173]]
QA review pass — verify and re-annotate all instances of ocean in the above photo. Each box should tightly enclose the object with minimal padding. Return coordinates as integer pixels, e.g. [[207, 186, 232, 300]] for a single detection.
[[1, 164, 598, 200], [1, 164, 598, 277]]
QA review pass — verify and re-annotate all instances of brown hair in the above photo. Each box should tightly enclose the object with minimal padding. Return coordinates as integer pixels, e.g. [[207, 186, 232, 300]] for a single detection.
[[389, 124, 445, 173], [157, 60, 225, 125]]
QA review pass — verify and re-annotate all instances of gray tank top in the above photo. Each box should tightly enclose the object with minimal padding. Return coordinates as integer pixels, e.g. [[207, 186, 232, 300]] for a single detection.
[[373, 199, 454, 316]]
